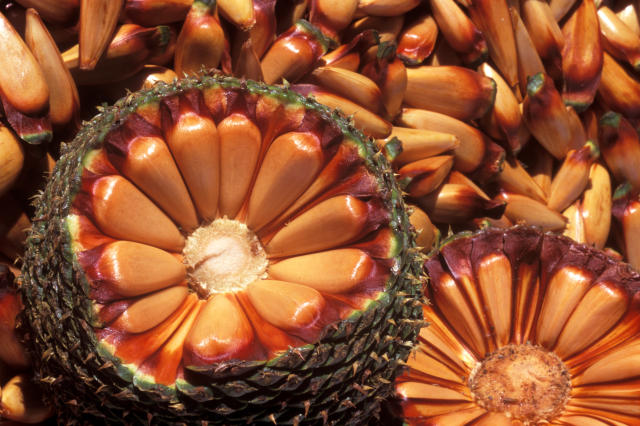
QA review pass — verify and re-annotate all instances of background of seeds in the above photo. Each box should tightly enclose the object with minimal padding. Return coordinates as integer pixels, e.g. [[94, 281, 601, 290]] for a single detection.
[[1, 0, 640, 422]]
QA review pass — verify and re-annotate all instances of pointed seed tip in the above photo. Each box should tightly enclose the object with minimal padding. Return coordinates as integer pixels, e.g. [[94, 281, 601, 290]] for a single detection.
[[613, 181, 633, 200], [585, 140, 600, 158], [600, 111, 621, 127], [526, 72, 545, 96]]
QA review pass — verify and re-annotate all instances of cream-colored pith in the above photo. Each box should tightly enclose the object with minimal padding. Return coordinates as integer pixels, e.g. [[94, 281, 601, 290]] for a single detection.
[[183, 218, 268, 296], [468, 343, 571, 424]]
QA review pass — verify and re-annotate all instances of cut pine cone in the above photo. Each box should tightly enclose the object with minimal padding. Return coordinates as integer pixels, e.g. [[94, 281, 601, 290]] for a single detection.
[[395, 227, 640, 425], [19, 74, 423, 424]]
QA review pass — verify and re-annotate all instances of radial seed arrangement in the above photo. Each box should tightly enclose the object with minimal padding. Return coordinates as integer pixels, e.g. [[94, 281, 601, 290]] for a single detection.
[[395, 227, 640, 424], [19, 75, 423, 423], [1, 0, 640, 424]]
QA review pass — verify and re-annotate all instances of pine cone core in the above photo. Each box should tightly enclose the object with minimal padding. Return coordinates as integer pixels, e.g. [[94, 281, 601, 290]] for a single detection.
[[468, 343, 571, 423], [183, 218, 268, 296]]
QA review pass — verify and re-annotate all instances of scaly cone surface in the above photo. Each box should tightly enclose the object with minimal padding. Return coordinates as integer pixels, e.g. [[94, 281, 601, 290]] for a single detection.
[[19, 74, 423, 424]]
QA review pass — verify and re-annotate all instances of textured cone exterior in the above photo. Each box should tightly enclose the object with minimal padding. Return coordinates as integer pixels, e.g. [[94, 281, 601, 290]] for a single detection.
[[18, 74, 423, 424]]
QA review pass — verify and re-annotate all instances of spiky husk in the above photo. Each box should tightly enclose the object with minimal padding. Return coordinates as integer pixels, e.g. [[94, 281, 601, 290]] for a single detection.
[[18, 74, 423, 424]]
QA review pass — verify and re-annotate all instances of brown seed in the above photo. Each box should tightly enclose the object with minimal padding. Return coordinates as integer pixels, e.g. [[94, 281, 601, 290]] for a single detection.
[[265, 195, 375, 258], [613, 184, 640, 270], [309, 0, 358, 39], [184, 294, 254, 364], [247, 132, 323, 231], [429, 0, 487, 65], [64, 24, 174, 85], [580, 163, 612, 250], [359, 43, 408, 120], [466, 0, 518, 89], [162, 96, 220, 221], [398, 155, 454, 198], [310, 66, 382, 113], [112, 294, 196, 366], [446, 170, 491, 200], [233, 39, 265, 81], [345, 15, 403, 45], [112, 286, 189, 333], [218, 113, 262, 218], [547, 141, 600, 212], [247, 279, 325, 331], [615, 3, 640, 36], [86, 241, 186, 298], [242, 0, 277, 59], [479, 62, 527, 153], [417, 183, 506, 224], [123, 0, 193, 26], [0, 374, 53, 423], [581, 106, 599, 142], [510, 7, 545, 99], [398, 108, 486, 173], [0, 125, 24, 198], [294, 86, 391, 138], [142, 65, 179, 87], [396, 12, 438, 65], [105, 124, 199, 231], [15, 0, 80, 24], [467, 139, 505, 186], [561, 0, 603, 112], [598, 6, 640, 72], [571, 324, 640, 386], [404, 66, 496, 122], [268, 248, 376, 293], [521, 0, 565, 79], [264, 142, 368, 232], [78, 0, 124, 70], [141, 297, 201, 386], [0, 273, 30, 368], [562, 201, 587, 244], [25, 8, 81, 129], [535, 266, 594, 350], [379, 126, 459, 166], [319, 46, 359, 71], [379, 57, 408, 120], [497, 191, 567, 231], [475, 253, 514, 347], [86, 174, 185, 252], [497, 156, 547, 204], [598, 111, 640, 191], [598, 52, 640, 119], [218, 0, 255, 30], [355, 0, 420, 17], [549, 0, 578, 21], [174, 0, 225, 76], [523, 72, 582, 159], [318, 29, 377, 71], [261, 20, 330, 85], [0, 11, 49, 115], [408, 205, 437, 252]]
